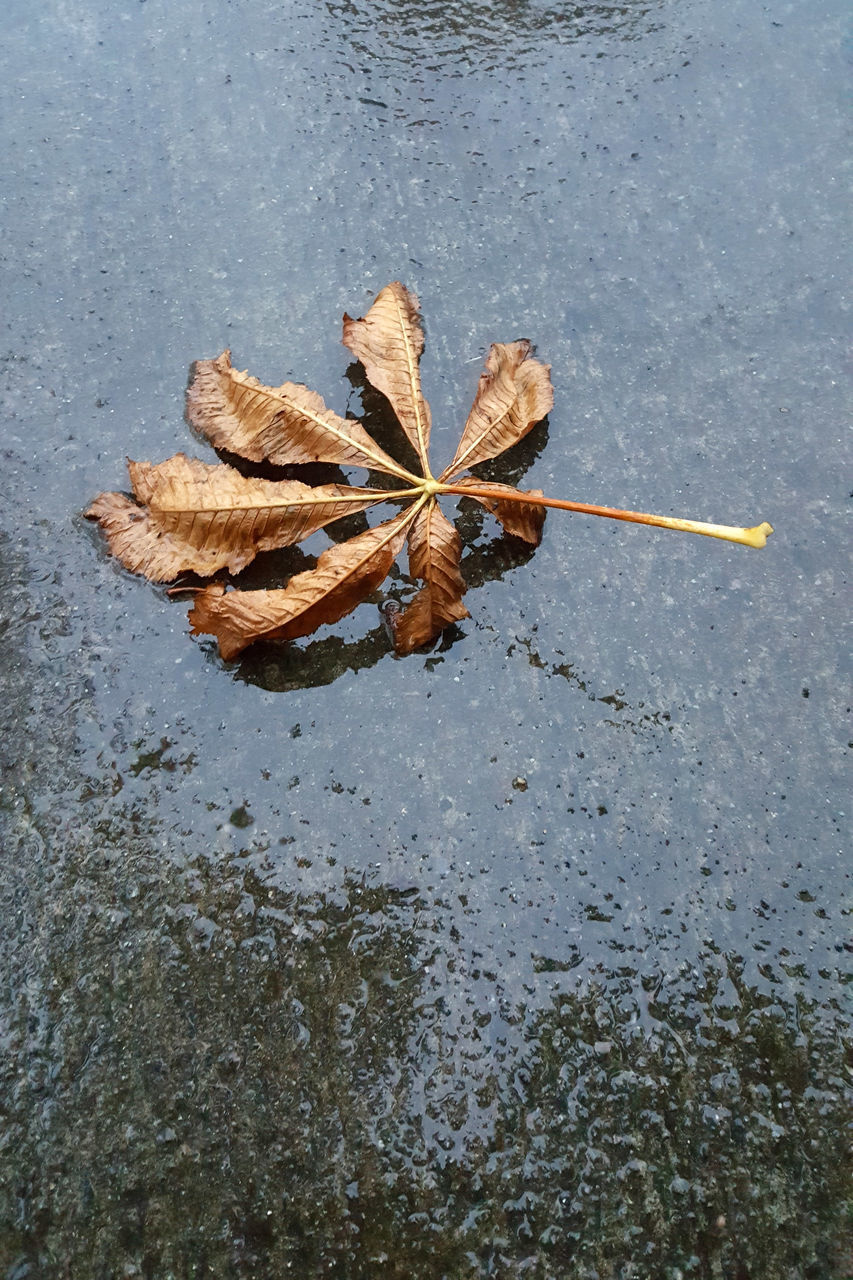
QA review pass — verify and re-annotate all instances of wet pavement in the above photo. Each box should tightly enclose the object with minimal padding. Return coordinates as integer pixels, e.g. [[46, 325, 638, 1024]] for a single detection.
[[1, 0, 849, 1275]]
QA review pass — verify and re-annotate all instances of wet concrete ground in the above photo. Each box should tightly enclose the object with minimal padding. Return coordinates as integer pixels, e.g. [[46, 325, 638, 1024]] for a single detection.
[[1, 0, 849, 1275]]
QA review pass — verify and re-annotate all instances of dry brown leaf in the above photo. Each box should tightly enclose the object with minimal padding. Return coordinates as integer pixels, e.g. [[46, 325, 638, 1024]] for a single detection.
[[342, 282, 432, 473], [440, 341, 554, 482], [87, 281, 772, 665], [85, 453, 385, 581], [390, 503, 469, 655], [188, 506, 418, 659], [450, 477, 546, 546], [187, 349, 414, 482]]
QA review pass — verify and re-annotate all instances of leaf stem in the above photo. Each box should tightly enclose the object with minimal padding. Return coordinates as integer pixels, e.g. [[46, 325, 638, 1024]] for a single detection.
[[441, 483, 773, 549], [385, 485, 430, 502]]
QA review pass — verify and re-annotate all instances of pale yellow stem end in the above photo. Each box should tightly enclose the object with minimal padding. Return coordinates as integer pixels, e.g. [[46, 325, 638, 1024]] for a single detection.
[[674, 518, 774, 548], [742, 521, 774, 548]]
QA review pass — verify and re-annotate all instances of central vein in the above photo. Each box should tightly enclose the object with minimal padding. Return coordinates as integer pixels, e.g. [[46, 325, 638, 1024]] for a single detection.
[[395, 294, 430, 476]]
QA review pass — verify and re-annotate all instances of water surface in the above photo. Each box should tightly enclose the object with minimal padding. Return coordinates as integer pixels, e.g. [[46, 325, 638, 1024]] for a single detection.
[[1, 0, 849, 1275]]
